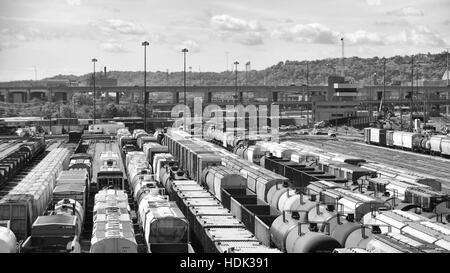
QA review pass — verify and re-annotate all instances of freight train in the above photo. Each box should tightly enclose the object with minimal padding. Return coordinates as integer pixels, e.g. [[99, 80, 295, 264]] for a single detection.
[[162, 128, 450, 253], [20, 168, 89, 252], [363, 128, 450, 156], [92, 141, 126, 191], [0, 139, 46, 188], [90, 189, 137, 253], [0, 147, 71, 249]]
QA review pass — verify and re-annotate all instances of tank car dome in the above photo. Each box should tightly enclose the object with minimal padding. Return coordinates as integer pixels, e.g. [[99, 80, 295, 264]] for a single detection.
[[0, 227, 17, 253]]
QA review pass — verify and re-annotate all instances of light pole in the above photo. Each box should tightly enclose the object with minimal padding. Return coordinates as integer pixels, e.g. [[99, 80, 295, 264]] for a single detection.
[[306, 61, 310, 127], [234, 61, 239, 104], [410, 55, 414, 131], [382, 57, 386, 116], [142, 41, 149, 132], [182, 48, 188, 131], [91, 58, 97, 125]]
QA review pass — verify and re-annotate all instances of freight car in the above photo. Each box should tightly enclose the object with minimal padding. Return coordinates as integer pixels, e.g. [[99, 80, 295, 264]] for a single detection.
[[0, 139, 45, 187], [90, 189, 137, 253], [19, 167, 89, 252], [157, 154, 281, 253], [91, 141, 126, 191], [0, 148, 70, 241], [362, 210, 450, 251], [364, 128, 450, 157], [126, 154, 192, 253], [0, 222, 17, 253], [161, 129, 347, 253]]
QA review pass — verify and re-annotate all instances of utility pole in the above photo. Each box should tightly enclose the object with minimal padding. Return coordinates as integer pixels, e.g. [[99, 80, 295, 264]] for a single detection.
[[306, 61, 310, 128], [410, 55, 414, 131], [182, 48, 188, 131], [91, 58, 97, 125], [226, 51, 229, 72], [342, 37, 345, 76], [234, 61, 239, 104], [142, 41, 149, 132], [166, 69, 169, 86]]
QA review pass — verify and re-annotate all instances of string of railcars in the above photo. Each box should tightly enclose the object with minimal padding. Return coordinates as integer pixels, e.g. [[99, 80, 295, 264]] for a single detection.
[[363, 128, 450, 157], [0, 146, 71, 252], [196, 124, 448, 252]]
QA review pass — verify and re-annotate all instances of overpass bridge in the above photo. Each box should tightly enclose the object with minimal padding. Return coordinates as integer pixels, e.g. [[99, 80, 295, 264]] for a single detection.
[[1, 85, 449, 120]]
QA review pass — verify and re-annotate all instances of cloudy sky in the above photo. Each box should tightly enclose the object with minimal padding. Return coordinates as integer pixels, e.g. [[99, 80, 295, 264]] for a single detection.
[[0, 0, 449, 81]]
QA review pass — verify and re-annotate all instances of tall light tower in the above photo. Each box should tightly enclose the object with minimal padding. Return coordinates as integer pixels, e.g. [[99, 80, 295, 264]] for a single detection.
[[410, 55, 414, 131], [341, 37, 345, 77], [182, 48, 189, 131], [306, 61, 310, 127], [142, 41, 149, 132], [234, 61, 239, 104], [91, 58, 98, 125]]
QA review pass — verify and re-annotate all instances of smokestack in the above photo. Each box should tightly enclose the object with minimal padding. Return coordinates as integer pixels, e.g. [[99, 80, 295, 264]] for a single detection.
[[104, 66, 107, 77]]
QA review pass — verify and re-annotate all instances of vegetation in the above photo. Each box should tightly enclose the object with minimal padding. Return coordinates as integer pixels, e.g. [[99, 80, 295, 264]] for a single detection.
[[0, 51, 445, 87]]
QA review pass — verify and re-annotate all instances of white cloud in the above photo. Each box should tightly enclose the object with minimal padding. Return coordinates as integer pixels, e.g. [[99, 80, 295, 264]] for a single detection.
[[66, 0, 81, 6], [100, 42, 129, 53], [272, 23, 339, 44], [0, 26, 69, 50], [175, 40, 200, 53], [386, 26, 445, 47], [387, 7, 424, 16], [211, 14, 265, 45], [211, 14, 264, 32], [346, 30, 384, 45], [90, 19, 146, 36], [366, 0, 381, 6]]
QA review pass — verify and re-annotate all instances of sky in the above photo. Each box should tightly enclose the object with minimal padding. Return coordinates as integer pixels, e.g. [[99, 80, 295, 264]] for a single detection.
[[0, 0, 449, 81]]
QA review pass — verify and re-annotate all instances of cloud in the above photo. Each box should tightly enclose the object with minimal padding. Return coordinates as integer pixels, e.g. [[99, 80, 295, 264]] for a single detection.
[[387, 7, 424, 16], [374, 19, 411, 27], [386, 26, 445, 47], [272, 23, 339, 44], [90, 19, 146, 36], [66, 0, 81, 6], [444, 20, 450, 25], [366, 0, 381, 6], [100, 42, 129, 53], [211, 14, 265, 32], [346, 30, 384, 45], [0, 26, 70, 50], [211, 14, 265, 45], [175, 40, 201, 53]]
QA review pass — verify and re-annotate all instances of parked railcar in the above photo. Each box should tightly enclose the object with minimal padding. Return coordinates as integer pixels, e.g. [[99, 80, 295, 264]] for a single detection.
[[92, 141, 126, 191], [90, 189, 137, 253], [0, 224, 17, 253], [0, 148, 70, 240]]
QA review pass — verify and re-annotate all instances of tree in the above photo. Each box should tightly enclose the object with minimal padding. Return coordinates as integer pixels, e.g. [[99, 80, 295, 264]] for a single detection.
[[102, 103, 118, 118], [60, 104, 76, 118]]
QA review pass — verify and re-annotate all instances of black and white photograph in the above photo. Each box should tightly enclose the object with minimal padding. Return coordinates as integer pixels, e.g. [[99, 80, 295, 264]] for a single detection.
[[0, 0, 449, 263]]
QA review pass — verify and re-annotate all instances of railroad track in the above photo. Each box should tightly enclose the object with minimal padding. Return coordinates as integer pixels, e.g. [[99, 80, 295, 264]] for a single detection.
[[0, 140, 22, 160], [292, 138, 450, 190]]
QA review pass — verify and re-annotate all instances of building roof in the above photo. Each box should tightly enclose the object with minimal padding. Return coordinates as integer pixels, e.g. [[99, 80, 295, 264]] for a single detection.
[[442, 70, 450, 81]]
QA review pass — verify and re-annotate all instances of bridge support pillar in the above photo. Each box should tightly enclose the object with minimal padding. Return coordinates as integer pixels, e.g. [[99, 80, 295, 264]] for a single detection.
[[116, 92, 120, 104]]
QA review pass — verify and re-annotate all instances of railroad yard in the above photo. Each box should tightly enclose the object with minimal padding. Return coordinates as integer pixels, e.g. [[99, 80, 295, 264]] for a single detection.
[[290, 138, 450, 192], [0, 125, 449, 254]]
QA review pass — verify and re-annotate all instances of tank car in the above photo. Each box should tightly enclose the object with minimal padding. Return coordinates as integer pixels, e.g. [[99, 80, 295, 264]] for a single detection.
[[90, 189, 137, 253], [0, 225, 17, 253]]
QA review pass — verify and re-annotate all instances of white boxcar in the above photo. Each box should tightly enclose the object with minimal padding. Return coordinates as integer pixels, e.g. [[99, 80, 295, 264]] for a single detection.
[[401, 132, 422, 150], [370, 128, 380, 144], [392, 131, 404, 147], [441, 138, 450, 156], [429, 136, 445, 153]]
